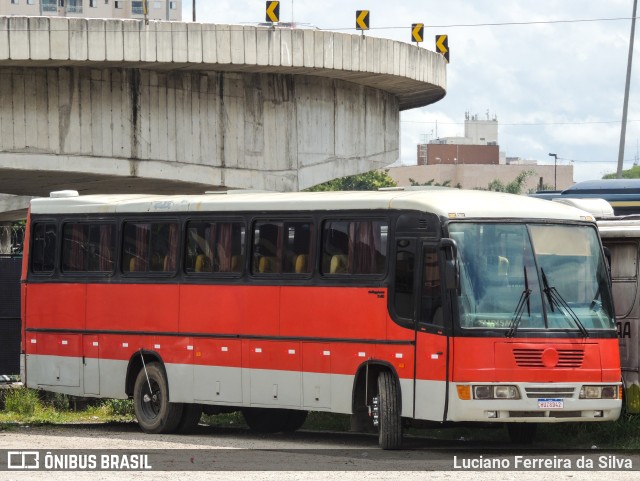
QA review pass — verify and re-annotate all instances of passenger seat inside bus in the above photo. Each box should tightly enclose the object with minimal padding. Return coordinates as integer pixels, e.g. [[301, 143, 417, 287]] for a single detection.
[[294, 254, 308, 273], [195, 254, 212, 273], [258, 256, 278, 274], [330, 255, 348, 274]]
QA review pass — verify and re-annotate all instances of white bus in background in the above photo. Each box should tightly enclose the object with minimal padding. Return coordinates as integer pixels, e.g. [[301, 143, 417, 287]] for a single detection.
[[554, 197, 640, 413]]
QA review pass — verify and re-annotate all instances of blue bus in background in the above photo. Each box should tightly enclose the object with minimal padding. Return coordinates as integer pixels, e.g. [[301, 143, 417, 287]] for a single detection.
[[532, 179, 640, 215]]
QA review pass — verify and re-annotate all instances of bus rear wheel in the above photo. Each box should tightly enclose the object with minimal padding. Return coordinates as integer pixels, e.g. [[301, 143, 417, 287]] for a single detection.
[[375, 371, 403, 450], [133, 362, 183, 434], [176, 403, 203, 434], [242, 408, 308, 433]]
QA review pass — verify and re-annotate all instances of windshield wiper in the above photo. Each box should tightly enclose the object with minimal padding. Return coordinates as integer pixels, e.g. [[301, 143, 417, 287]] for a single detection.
[[506, 267, 531, 338], [541, 268, 589, 337]]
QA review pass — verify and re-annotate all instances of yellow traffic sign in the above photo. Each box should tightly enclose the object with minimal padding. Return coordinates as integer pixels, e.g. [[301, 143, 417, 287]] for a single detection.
[[436, 34, 449, 63], [356, 10, 370, 30], [266, 1, 279, 23], [412, 23, 424, 43]]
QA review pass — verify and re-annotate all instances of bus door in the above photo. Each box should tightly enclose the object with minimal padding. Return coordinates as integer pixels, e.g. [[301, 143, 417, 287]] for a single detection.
[[413, 243, 450, 421]]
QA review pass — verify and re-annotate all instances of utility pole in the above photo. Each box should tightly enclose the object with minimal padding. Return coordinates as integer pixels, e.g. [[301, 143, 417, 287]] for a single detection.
[[617, 0, 638, 178], [548, 153, 558, 190], [193, 0, 196, 22]]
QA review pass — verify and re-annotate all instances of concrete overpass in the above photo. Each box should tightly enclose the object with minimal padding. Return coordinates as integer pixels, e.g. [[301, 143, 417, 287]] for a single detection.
[[0, 16, 447, 219]]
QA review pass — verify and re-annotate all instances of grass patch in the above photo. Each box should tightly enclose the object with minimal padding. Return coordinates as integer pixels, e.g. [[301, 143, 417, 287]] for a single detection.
[[0, 387, 136, 426]]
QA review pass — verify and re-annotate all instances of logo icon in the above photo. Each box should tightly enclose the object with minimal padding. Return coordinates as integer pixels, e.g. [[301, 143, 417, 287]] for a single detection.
[[7, 451, 40, 470]]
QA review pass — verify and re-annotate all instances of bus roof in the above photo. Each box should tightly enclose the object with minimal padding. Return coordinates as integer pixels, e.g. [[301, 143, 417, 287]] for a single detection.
[[597, 217, 640, 238], [29, 189, 595, 221]]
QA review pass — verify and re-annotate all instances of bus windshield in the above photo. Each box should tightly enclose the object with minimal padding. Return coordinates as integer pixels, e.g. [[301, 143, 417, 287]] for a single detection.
[[449, 222, 615, 333]]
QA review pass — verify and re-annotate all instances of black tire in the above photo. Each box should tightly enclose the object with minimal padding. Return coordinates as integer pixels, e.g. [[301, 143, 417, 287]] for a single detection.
[[507, 423, 537, 444], [176, 403, 203, 434], [282, 409, 308, 432], [133, 362, 184, 434], [377, 371, 403, 450], [242, 408, 307, 433]]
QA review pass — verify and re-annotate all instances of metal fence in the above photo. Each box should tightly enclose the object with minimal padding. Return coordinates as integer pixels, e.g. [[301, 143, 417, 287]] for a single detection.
[[0, 225, 24, 255]]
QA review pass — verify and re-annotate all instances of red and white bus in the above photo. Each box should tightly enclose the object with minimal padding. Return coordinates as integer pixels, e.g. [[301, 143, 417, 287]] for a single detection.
[[21, 189, 621, 448]]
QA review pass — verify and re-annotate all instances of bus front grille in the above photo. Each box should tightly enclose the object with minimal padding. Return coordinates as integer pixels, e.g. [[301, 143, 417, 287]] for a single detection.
[[524, 386, 576, 398], [513, 348, 584, 368]]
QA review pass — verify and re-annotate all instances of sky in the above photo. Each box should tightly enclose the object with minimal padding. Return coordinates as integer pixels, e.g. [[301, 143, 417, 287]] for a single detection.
[[183, 1, 640, 183]]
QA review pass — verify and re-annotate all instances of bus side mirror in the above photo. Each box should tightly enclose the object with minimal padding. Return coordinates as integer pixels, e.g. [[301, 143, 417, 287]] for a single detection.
[[439, 238, 459, 290]]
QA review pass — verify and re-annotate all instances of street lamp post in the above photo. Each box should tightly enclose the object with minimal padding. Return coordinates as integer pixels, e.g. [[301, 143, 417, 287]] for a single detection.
[[548, 153, 558, 190]]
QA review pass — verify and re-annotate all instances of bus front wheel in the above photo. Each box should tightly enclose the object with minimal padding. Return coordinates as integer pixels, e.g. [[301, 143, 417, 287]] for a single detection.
[[133, 362, 184, 434], [376, 371, 403, 449]]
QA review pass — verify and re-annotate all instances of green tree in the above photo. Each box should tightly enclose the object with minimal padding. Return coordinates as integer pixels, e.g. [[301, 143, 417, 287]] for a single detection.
[[408, 178, 462, 189], [305, 170, 397, 191], [603, 165, 640, 179], [485, 170, 535, 195]]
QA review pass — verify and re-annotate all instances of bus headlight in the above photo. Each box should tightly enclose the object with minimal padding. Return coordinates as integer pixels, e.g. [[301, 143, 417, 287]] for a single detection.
[[472, 385, 520, 400], [579, 385, 619, 399]]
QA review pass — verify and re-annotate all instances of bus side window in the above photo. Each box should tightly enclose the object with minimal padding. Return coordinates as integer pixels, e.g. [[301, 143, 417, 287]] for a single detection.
[[393, 239, 415, 319], [421, 246, 443, 326], [31, 222, 57, 273]]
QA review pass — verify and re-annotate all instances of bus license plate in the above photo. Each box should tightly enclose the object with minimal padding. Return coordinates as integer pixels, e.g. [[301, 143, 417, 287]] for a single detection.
[[538, 398, 563, 409]]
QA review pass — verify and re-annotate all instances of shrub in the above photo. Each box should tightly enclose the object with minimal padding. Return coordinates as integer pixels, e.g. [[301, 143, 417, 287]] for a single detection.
[[3, 388, 40, 416]]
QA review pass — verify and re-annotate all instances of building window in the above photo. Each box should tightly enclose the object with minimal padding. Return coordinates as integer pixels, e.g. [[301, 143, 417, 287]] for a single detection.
[[41, 0, 57, 11], [114, 1, 122, 8], [90, 0, 98, 7], [132, 1, 144, 14], [28, 0, 35, 5], [10, 0, 19, 5], [66, 0, 82, 13], [169, 1, 177, 9]]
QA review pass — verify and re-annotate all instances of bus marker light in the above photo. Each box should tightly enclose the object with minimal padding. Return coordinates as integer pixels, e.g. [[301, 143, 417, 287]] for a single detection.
[[288, 349, 296, 354], [398, 363, 405, 369], [221, 346, 228, 352], [431, 354, 439, 359], [486, 411, 498, 418], [619, 386, 624, 400], [457, 385, 471, 400], [195, 352, 202, 357], [358, 352, 366, 357], [122, 343, 128, 348], [30, 339, 36, 344], [92, 342, 99, 347], [255, 348, 262, 353], [154, 344, 161, 349], [395, 353, 403, 359], [323, 351, 330, 356], [61, 340, 68, 345], [187, 345, 193, 351]]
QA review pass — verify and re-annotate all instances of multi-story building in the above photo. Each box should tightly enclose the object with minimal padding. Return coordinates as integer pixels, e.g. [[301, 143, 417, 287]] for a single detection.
[[0, 0, 182, 21]]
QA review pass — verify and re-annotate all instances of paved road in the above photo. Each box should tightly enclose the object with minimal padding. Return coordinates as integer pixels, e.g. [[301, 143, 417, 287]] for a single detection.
[[0, 423, 638, 480]]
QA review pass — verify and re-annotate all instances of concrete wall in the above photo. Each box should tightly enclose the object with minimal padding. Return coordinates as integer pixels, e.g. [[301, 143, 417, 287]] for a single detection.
[[0, 18, 446, 196], [388, 164, 574, 192], [0, 67, 398, 193]]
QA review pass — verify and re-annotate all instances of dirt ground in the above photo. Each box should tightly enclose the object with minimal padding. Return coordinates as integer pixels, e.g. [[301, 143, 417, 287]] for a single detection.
[[0, 423, 638, 480]]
